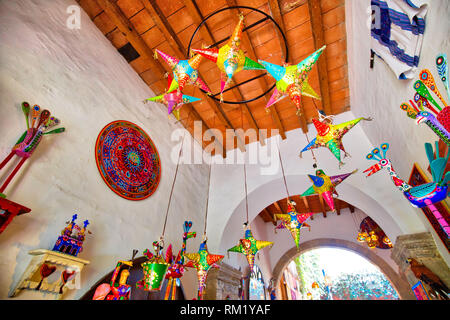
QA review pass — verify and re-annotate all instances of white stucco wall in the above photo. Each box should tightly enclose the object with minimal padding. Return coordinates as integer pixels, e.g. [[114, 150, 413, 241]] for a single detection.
[[346, 0, 450, 261], [0, 0, 209, 300]]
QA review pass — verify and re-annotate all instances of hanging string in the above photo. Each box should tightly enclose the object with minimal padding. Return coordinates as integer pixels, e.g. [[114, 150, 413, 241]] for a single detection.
[[304, 132, 318, 169], [161, 109, 191, 239], [203, 160, 212, 237], [243, 163, 249, 224], [161, 131, 187, 238], [276, 141, 290, 199]]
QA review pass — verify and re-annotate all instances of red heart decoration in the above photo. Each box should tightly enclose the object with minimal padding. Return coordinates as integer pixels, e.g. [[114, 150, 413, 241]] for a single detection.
[[40, 264, 56, 278], [62, 270, 75, 282]]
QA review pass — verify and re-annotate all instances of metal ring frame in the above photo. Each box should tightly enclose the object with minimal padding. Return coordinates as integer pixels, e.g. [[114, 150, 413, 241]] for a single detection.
[[187, 5, 289, 105]]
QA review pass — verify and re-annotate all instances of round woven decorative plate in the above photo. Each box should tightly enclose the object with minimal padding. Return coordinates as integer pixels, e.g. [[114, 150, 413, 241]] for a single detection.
[[95, 120, 161, 201]]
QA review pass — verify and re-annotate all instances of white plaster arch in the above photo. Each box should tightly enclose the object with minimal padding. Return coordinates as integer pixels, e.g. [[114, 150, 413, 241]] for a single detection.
[[271, 238, 415, 300], [216, 173, 406, 283]]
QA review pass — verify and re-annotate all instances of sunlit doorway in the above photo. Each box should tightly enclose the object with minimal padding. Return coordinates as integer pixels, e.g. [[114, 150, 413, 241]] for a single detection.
[[280, 247, 400, 300]]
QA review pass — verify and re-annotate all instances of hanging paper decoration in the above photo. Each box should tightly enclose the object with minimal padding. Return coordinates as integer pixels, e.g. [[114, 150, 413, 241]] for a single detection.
[[164, 221, 197, 300], [192, 14, 266, 101], [92, 250, 138, 300], [299, 114, 372, 167], [154, 49, 211, 94], [0, 102, 65, 198], [144, 75, 201, 120], [274, 199, 315, 250], [136, 240, 170, 292], [228, 223, 273, 271], [95, 120, 161, 201], [357, 216, 393, 250], [258, 46, 325, 115], [364, 142, 449, 237], [184, 239, 224, 300], [52, 214, 90, 257], [301, 169, 357, 212]]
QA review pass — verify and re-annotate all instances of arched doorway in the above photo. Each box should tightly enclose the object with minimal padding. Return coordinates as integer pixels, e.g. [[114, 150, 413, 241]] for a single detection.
[[272, 238, 415, 300]]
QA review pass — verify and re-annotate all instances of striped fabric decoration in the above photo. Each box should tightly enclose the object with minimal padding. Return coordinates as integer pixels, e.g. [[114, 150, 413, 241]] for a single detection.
[[371, 0, 429, 79]]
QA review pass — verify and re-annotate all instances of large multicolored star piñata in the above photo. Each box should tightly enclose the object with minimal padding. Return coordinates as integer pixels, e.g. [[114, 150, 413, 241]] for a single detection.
[[184, 239, 224, 300], [258, 46, 326, 115], [301, 169, 357, 213], [228, 224, 273, 270], [191, 14, 266, 101]]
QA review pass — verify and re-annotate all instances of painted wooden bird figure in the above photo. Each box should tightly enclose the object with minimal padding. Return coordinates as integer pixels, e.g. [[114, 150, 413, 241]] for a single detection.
[[0, 102, 65, 198], [364, 142, 449, 237]]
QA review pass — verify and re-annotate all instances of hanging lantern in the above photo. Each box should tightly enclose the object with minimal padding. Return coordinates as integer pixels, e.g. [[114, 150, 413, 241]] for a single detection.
[[136, 240, 170, 292], [383, 236, 393, 247], [357, 231, 368, 242], [311, 281, 319, 289]]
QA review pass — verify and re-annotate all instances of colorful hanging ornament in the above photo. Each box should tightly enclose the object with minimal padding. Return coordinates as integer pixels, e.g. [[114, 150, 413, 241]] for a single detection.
[[92, 250, 138, 300], [228, 223, 273, 270], [301, 169, 357, 212], [163, 221, 197, 300], [0, 102, 65, 198], [299, 114, 372, 167], [274, 199, 316, 250], [191, 14, 266, 101], [364, 142, 449, 237], [184, 238, 224, 300], [259, 46, 325, 115], [154, 49, 211, 94], [136, 240, 170, 292], [144, 75, 201, 120]]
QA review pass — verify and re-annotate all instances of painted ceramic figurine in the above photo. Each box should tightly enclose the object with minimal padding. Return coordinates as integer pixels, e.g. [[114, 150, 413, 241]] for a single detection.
[[53, 214, 90, 257], [192, 14, 265, 101], [301, 168, 357, 212], [92, 250, 138, 300], [364, 142, 449, 237], [145, 75, 201, 120], [228, 223, 273, 270], [259, 46, 325, 115], [184, 236, 224, 300], [164, 221, 197, 300], [274, 199, 316, 250], [299, 113, 372, 167], [0, 102, 65, 197], [154, 49, 211, 95]]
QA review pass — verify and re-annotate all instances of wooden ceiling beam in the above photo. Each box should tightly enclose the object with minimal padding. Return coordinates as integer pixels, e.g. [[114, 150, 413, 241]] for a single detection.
[[267, 0, 309, 133], [182, 0, 263, 145], [307, 0, 332, 116], [263, 208, 277, 225], [318, 195, 327, 218], [225, 0, 286, 140], [302, 196, 313, 220], [336, 199, 341, 216], [141, 0, 246, 152], [95, 0, 226, 157], [349, 204, 355, 213]]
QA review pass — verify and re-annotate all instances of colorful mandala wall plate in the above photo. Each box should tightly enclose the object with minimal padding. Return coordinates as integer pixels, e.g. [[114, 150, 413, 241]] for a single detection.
[[95, 120, 161, 201]]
